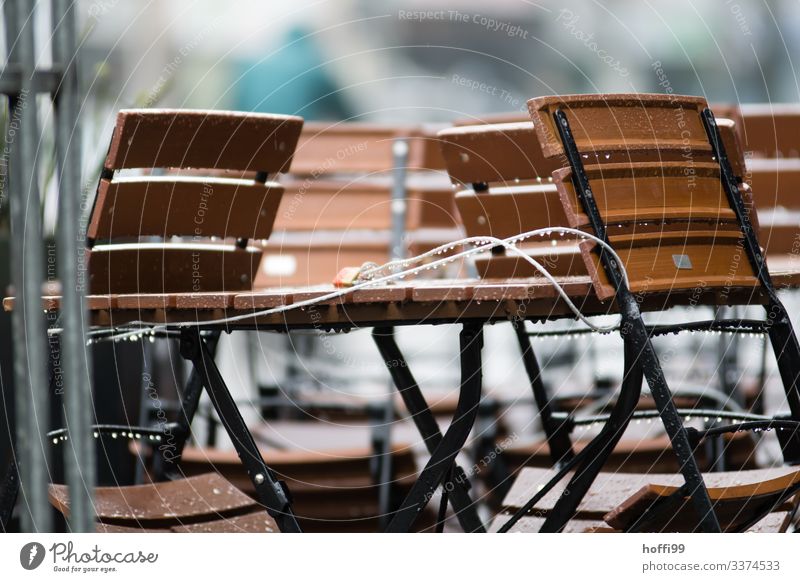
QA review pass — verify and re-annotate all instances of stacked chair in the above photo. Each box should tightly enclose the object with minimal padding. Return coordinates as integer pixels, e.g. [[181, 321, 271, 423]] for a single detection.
[[438, 94, 800, 532], [439, 111, 759, 484], [5, 95, 800, 534]]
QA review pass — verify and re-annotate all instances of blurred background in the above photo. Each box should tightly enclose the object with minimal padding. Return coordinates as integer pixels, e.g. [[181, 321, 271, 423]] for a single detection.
[[15, 0, 800, 182]]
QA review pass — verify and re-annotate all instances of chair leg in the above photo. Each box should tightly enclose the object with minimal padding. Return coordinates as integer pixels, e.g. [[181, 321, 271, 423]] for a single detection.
[[540, 338, 644, 532], [375, 324, 486, 533], [766, 300, 800, 463], [179, 328, 301, 533], [513, 322, 575, 466], [368, 397, 395, 531], [625, 315, 721, 532]]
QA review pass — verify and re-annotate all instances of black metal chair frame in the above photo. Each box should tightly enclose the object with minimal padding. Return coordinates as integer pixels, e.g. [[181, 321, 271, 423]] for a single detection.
[[496, 106, 800, 534]]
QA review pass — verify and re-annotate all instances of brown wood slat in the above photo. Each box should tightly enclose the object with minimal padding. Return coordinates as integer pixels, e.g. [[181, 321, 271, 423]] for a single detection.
[[740, 103, 800, 158], [174, 292, 237, 309], [275, 181, 456, 231], [290, 123, 445, 175], [105, 109, 303, 172], [580, 230, 759, 301], [555, 162, 734, 229], [502, 466, 798, 521], [114, 293, 179, 310], [550, 161, 760, 300], [49, 473, 258, 527], [171, 511, 277, 533], [489, 511, 792, 533], [604, 469, 800, 532], [88, 178, 283, 241], [748, 159, 800, 209], [528, 93, 711, 159], [89, 244, 261, 295], [455, 186, 568, 239], [411, 280, 475, 302], [438, 122, 561, 184], [474, 244, 588, 279]]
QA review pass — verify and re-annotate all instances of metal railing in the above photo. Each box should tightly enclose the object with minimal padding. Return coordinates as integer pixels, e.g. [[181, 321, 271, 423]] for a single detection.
[[2, 0, 94, 532]]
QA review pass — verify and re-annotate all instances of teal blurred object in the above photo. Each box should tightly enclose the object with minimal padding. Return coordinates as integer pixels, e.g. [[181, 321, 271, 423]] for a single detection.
[[233, 27, 351, 120]]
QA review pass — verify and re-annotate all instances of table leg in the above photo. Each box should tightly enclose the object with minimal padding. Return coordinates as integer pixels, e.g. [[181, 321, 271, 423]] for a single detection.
[[179, 329, 301, 533], [157, 331, 221, 480], [380, 323, 485, 533], [372, 326, 485, 533]]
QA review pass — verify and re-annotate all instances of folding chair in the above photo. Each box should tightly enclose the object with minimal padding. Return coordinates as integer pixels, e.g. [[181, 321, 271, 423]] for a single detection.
[[4, 108, 307, 532], [491, 466, 799, 532], [437, 115, 758, 479], [496, 92, 800, 533]]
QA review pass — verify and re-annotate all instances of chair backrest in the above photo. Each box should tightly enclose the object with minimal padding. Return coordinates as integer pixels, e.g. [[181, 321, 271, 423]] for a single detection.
[[256, 122, 460, 287], [739, 104, 800, 158], [87, 109, 303, 295], [747, 159, 800, 258], [526, 93, 761, 301], [438, 110, 747, 281]]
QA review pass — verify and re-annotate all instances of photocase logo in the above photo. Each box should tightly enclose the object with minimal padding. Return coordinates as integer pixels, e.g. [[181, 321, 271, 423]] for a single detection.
[[20, 542, 46, 570]]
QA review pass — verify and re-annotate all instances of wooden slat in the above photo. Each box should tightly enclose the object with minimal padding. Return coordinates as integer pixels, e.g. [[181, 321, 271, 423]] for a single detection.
[[88, 177, 283, 241], [740, 103, 800, 158], [171, 511, 278, 533], [489, 511, 792, 533], [274, 181, 456, 232], [290, 123, 444, 175], [474, 244, 589, 279], [105, 109, 302, 172], [88, 243, 261, 294], [747, 159, 800, 210], [581, 230, 760, 301], [554, 162, 734, 228], [438, 122, 561, 184], [604, 470, 800, 532], [502, 466, 798, 521], [528, 93, 711, 159], [49, 473, 258, 526], [455, 186, 568, 239], [175, 444, 421, 532]]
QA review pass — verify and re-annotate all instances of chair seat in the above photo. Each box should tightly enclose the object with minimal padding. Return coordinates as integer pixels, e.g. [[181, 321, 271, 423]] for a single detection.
[[49, 472, 276, 532], [493, 466, 800, 532], [489, 511, 794, 533]]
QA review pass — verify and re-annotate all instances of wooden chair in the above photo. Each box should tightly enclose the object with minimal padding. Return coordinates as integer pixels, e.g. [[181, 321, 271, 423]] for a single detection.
[[70, 108, 307, 532], [49, 472, 278, 533], [174, 442, 425, 532], [443, 93, 800, 533], [492, 466, 800, 533], [437, 114, 758, 480], [256, 122, 460, 287]]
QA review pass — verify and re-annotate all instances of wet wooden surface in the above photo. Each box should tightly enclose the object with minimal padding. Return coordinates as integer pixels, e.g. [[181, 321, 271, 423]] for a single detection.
[[49, 473, 274, 531]]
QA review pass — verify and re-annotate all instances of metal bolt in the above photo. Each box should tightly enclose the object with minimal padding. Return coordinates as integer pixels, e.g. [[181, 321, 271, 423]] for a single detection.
[[254, 473, 265, 485]]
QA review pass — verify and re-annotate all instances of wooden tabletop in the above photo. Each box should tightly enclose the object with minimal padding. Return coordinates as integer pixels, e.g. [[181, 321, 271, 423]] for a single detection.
[[6, 266, 800, 331]]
